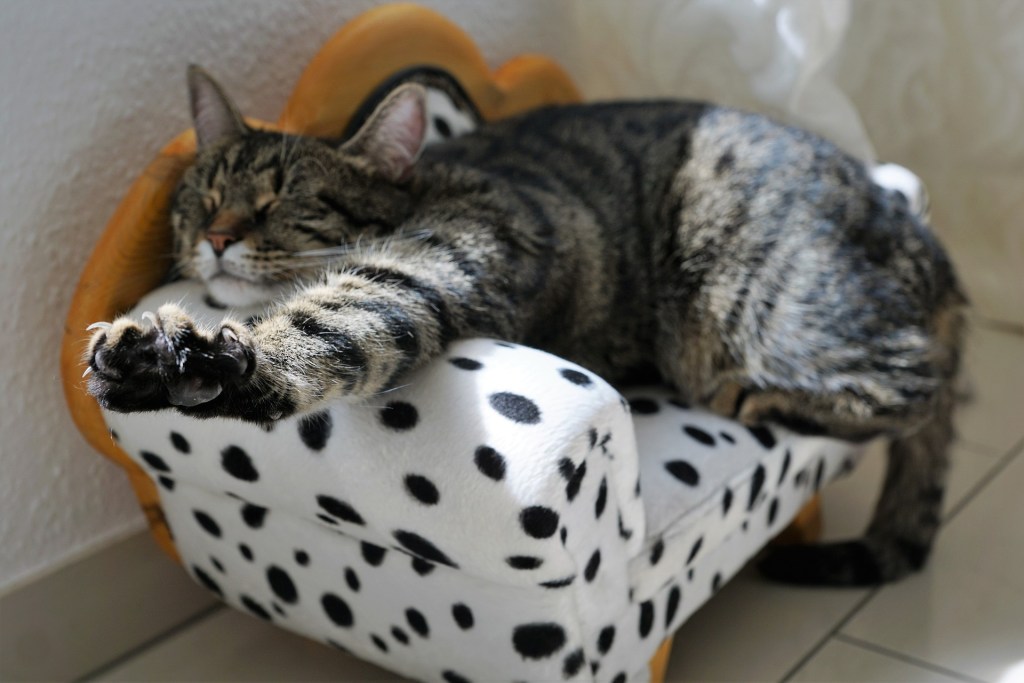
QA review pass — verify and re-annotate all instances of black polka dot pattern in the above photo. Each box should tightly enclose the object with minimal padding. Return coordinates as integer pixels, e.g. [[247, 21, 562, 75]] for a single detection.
[[539, 575, 575, 589], [628, 398, 659, 414], [665, 460, 700, 486], [405, 474, 440, 505], [749, 464, 766, 510], [316, 495, 365, 525], [221, 445, 259, 482], [393, 530, 458, 568], [683, 425, 715, 446], [192, 510, 221, 538], [594, 477, 608, 519], [584, 550, 601, 582], [488, 392, 541, 424], [412, 558, 435, 576], [297, 411, 333, 451], [140, 451, 170, 472], [241, 504, 268, 529], [380, 401, 419, 430], [267, 565, 298, 604], [559, 368, 593, 387], [512, 622, 566, 659], [321, 593, 354, 627], [294, 550, 309, 566], [473, 446, 506, 481], [442, 671, 470, 683], [520, 506, 559, 539], [649, 539, 664, 565], [360, 542, 386, 566], [597, 625, 615, 654], [169, 432, 190, 453], [687, 537, 703, 565], [449, 357, 482, 370], [779, 449, 792, 485], [345, 567, 360, 592], [565, 461, 587, 502], [452, 603, 474, 629], [749, 425, 777, 449], [638, 600, 654, 638], [665, 585, 681, 628], [433, 116, 453, 137], [192, 565, 222, 597], [406, 608, 429, 637], [507, 555, 544, 570], [241, 595, 272, 621], [563, 648, 585, 677]]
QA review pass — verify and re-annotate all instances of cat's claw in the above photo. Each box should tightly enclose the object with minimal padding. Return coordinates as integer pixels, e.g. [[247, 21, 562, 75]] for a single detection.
[[86, 321, 112, 331], [85, 304, 254, 414], [82, 366, 93, 378]]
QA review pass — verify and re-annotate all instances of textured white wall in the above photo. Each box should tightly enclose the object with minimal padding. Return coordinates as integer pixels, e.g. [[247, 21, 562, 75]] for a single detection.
[[0, 0, 573, 593]]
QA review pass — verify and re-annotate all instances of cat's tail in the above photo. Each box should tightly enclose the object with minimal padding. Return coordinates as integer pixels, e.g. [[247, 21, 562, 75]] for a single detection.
[[757, 321, 965, 586]]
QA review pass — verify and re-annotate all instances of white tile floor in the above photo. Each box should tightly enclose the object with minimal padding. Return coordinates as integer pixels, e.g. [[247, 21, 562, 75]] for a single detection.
[[84, 320, 1024, 683]]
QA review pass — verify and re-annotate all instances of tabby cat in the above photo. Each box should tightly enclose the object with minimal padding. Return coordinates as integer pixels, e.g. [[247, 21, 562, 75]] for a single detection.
[[86, 66, 965, 586]]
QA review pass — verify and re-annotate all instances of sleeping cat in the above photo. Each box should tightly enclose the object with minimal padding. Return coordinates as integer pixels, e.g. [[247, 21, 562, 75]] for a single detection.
[[86, 66, 965, 586]]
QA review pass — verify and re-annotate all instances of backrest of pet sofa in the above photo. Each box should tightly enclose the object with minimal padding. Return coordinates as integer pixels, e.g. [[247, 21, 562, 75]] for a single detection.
[[60, 2, 580, 562]]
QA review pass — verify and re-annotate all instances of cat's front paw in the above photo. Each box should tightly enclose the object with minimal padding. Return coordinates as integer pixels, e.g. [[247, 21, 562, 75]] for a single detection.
[[86, 304, 254, 413]]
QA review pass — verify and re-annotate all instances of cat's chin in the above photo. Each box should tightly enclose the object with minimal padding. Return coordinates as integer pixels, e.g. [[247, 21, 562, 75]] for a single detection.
[[204, 275, 280, 308]]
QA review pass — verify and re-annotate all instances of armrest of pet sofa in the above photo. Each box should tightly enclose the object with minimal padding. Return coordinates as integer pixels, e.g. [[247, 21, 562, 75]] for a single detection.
[[102, 280, 647, 590]]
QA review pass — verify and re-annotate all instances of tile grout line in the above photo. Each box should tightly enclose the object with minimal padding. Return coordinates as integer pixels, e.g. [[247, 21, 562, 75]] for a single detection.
[[73, 603, 225, 682], [777, 588, 879, 683], [778, 436, 1023, 683], [941, 435, 1023, 526], [834, 633, 986, 683]]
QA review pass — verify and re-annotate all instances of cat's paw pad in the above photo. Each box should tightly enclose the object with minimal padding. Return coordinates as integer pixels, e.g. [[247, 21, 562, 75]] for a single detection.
[[86, 304, 254, 413]]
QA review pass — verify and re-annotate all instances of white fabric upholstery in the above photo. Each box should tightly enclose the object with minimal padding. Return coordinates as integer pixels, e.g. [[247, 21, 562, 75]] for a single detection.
[[103, 280, 861, 682]]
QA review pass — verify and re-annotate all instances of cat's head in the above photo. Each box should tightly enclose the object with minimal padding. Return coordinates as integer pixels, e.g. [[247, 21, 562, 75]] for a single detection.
[[172, 66, 429, 307]]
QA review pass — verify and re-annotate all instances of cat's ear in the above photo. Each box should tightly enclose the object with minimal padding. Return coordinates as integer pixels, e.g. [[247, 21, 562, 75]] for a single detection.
[[340, 84, 427, 182], [187, 65, 248, 149]]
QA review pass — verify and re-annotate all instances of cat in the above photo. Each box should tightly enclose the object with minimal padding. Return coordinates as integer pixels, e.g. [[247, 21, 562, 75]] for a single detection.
[[86, 66, 965, 586]]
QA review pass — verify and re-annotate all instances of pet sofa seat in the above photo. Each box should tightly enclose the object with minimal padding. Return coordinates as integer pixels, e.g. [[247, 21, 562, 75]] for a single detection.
[[61, 5, 864, 682], [103, 279, 860, 683]]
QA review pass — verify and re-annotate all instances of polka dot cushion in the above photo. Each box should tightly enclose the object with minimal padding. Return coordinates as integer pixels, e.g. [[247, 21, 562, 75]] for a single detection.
[[103, 278, 861, 682]]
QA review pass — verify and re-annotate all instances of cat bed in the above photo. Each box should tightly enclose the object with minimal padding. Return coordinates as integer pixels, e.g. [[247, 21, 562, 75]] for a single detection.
[[62, 5, 863, 682], [105, 279, 859, 683]]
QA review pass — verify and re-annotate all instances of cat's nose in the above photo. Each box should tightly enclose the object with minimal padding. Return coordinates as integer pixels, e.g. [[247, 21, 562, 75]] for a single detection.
[[207, 232, 237, 257]]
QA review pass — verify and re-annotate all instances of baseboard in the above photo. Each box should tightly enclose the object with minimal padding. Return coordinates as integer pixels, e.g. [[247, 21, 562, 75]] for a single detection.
[[0, 530, 216, 682]]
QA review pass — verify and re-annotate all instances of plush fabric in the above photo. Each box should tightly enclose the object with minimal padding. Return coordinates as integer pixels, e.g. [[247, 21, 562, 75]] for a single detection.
[[104, 282, 860, 683], [98, 69, 864, 682]]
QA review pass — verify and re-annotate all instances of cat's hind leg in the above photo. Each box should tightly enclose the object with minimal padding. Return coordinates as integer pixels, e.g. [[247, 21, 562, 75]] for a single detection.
[[664, 300, 965, 586]]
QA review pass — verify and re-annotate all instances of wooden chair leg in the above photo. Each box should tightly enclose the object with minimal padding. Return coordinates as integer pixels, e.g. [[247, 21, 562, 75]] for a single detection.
[[772, 494, 823, 546], [649, 635, 674, 683]]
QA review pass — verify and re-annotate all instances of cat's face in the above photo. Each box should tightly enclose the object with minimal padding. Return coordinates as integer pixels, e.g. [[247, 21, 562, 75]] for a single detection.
[[172, 66, 428, 307]]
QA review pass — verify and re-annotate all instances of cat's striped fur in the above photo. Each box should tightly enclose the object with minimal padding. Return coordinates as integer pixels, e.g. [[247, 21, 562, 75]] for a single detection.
[[87, 67, 965, 585]]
